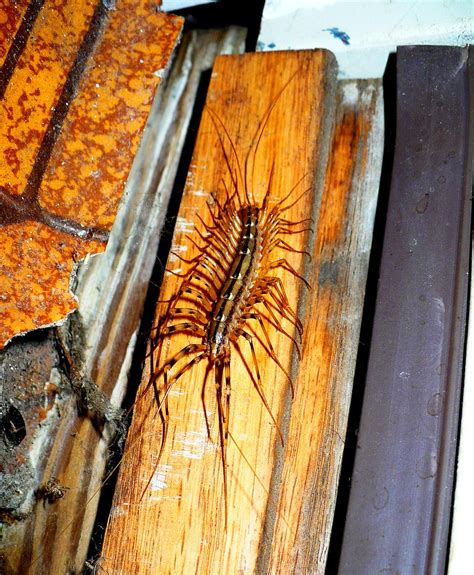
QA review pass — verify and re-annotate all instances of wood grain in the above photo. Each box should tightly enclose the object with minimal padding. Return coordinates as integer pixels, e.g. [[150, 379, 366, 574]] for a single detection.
[[101, 50, 337, 574]]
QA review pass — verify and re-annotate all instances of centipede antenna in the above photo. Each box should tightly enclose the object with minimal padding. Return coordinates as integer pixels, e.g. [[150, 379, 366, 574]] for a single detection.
[[274, 172, 309, 209], [206, 106, 248, 207], [261, 159, 276, 214], [246, 68, 301, 205]]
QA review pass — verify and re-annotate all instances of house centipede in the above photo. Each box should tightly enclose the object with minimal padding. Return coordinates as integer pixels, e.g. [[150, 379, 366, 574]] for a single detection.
[[142, 63, 314, 521]]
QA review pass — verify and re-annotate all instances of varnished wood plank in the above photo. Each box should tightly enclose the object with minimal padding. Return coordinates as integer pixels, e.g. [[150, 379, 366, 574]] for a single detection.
[[101, 50, 337, 574]]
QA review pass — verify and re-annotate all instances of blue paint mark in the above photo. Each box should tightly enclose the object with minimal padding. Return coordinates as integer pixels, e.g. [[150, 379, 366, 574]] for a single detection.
[[257, 41, 277, 50], [323, 27, 351, 46]]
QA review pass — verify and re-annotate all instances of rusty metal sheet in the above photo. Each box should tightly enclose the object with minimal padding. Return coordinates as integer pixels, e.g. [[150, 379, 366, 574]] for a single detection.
[[0, 0, 183, 347], [338, 46, 472, 574]]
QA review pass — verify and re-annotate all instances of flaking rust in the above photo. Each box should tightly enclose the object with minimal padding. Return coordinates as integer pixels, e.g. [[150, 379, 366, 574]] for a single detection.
[[0, 1, 183, 346]]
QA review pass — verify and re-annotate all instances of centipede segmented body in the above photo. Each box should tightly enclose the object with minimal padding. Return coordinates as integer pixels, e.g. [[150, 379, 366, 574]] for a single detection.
[[146, 70, 312, 514]]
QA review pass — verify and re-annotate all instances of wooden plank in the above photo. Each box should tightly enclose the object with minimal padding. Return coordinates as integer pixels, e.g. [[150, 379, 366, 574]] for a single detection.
[[101, 50, 338, 574], [0, 27, 245, 575], [339, 46, 472, 574], [263, 79, 383, 574]]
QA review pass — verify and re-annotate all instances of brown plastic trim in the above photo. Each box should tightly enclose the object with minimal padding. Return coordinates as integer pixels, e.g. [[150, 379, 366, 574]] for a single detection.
[[338, 45, 472, 574]]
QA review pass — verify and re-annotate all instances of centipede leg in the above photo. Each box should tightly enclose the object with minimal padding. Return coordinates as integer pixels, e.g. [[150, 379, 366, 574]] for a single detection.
[[270, 173, 308, 211], [175, 285, 212, 310], [279, 217, 314, 227], [167, 269, 220, 300], [146, 343, 207, 403], [172, 247, 230, 279], [201, 362, 214, 440], [278, 226, 313, 235], [169, 252, 226, 283], [169, 308, 208, 324], [215, 356, 231, 528], [269, 258, 311, 289], [235, 329, 284, 444], [247, 301, 302, 359], [278, 184, 313, 213], [187, 233, 234, 268], [270, 238, 312, 259], [264, 278, 304, 335], [241, 312, 294, 396], [161, 323, 206, 338], [256, 283, 303, 338], [139, 350, 208, 500]]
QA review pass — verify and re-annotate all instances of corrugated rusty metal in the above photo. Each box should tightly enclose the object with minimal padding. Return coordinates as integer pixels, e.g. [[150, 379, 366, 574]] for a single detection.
[[0, 0, 182, 347], [338, 45, 472, 574]]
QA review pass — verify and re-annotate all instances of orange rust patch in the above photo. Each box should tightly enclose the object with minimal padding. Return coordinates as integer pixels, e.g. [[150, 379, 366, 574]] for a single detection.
[[0, 1, 183, 347], [318, 110, 363, 244]]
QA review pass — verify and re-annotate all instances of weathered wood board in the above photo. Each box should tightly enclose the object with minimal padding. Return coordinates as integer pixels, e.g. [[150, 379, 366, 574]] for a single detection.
[[100, 50, 384, 574], [264, 79, 383, 574]]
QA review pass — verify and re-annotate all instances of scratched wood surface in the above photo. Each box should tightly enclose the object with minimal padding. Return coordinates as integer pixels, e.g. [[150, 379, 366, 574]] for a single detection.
[[0, 27, 247, 575], [0, 0, 182, 347], [100, 50, 341, 573]]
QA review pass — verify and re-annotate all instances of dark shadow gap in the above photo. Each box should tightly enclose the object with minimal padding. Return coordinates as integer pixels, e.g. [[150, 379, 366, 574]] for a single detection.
[[173, 0, 266, 51]]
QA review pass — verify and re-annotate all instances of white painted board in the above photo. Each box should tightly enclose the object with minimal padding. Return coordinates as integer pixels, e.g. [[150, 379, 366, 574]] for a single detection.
[[258, 0, 473, 78], [162, 0, 218, 11]]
